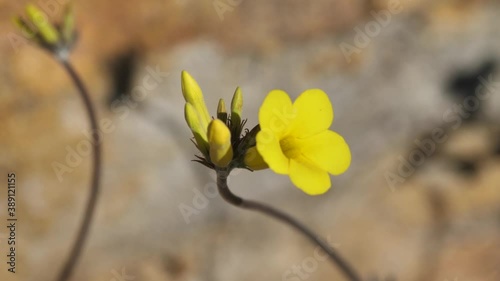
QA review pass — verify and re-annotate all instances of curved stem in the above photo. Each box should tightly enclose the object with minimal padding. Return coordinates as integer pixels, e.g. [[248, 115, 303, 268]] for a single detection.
[[216, 170, 362, 281], [55, 60, 102, 281]]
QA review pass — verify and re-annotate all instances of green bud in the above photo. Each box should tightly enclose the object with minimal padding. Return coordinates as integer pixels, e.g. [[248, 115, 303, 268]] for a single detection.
[[62, 4, 75, 43], [12, 17, 39, 42], [217, 98, 227, 123], [244, 146, 268, 170], [231, 87, 243, 127]]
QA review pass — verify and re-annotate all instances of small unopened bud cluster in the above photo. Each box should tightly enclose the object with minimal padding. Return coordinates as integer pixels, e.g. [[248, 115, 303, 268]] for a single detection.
[[181, 71, 268, 171], [13, 3, 75, 57]]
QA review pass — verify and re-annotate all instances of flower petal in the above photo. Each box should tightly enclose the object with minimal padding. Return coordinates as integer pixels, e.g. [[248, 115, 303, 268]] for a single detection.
[[256, 129, 289, 174], [258, 90, 295, 138], [301, 130, 351, 175], [291, 89, 333, 138], [289, 159, 331, 195]]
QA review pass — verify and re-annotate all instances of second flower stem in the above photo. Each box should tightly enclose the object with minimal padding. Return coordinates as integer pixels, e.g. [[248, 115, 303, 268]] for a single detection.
[[55, 60, 102, 281], [216, 170, 362, 281]]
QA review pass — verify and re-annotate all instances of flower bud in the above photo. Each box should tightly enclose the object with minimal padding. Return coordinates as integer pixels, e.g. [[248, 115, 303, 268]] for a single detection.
[[62, 4, 75, 43], [207, 119, 233, 167], [185, 103, 208, 156], [12, 17, 37, 39], [181, 71, 211, 130], [244, 146, 268, 170], [217, 98, 227, 122], [25, 4, 59, 45], [231, 87, 243, 127]]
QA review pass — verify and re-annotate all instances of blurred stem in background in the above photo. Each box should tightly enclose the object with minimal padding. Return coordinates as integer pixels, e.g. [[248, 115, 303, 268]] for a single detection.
[[55, 60, 102, 281], [14, 4, 102, 281], [216, 169, 363, 281]]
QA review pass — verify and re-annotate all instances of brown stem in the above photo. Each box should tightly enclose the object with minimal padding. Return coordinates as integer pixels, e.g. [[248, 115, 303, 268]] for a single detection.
[[216, 170, 362, 281], [55, 60, 102, 281]]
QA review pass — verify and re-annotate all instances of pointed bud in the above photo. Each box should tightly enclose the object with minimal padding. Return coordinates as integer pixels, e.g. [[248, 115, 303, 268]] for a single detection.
[[244, 146, 268, 170], [62, 4, 75, 43], [207, 119, 233, 167], [231, 87, 243, 127], [181, 71, 211, 130], [184, 103, 209, 156], [12, 17, 38, 40], [25, 4, 59, 45], [217, 98, 227, 122]]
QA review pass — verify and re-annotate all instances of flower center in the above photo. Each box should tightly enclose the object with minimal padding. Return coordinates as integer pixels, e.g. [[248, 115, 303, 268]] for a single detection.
[[280, 136, 302, 159]]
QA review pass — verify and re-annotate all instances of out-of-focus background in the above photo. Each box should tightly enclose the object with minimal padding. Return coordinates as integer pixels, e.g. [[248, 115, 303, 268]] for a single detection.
[[1, 0, 500, 280]]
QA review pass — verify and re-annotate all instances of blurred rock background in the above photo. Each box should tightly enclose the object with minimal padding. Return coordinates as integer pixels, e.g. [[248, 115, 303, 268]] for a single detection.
[[1, 0, 500, 280]]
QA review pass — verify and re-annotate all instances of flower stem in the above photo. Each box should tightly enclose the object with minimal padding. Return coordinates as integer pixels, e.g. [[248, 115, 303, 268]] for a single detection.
[[216, 170, 362, 281], [55, 59, 102, 281]]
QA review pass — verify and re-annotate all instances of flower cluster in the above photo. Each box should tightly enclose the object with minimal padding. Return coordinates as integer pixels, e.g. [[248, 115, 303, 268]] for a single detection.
[[182, 71, 265, 171], [182, 71, 351, 195]]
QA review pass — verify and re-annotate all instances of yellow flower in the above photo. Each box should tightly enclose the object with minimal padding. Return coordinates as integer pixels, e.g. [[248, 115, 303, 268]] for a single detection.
[[256, 89, 351, 195]]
